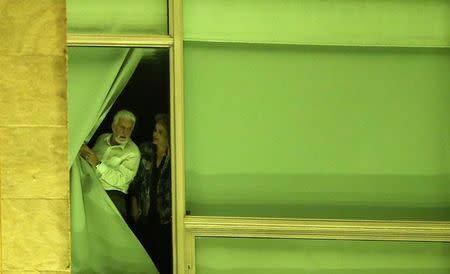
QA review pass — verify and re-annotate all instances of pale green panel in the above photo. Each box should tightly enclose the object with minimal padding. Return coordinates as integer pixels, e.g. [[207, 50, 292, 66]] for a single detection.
[[184, 43, 450, 220], [196, 238, 450, 274], [67, 0, 167, 35], [184, 43, 450, 177], [184, 0, 450, 47]]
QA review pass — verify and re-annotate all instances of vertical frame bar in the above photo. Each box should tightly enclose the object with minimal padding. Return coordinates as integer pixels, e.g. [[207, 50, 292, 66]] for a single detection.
[[171, 0, 186, 273], [185, 232, 196, 274]]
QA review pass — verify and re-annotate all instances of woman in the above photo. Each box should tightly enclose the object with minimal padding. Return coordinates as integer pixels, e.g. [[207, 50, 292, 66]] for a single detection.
[[129, 113, 172, 274]]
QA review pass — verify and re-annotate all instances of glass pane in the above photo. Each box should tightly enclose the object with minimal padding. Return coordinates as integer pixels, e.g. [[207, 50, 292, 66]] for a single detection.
[[196, 237, 450, 274], [184, 42, 450, 220], [184, 0, 450, 47], [67, 0, 168, 35]]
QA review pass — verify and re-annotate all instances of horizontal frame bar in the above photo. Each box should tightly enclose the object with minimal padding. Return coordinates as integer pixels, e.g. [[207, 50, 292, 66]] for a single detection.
[[185, 216, 450, 242], [184, 38, 450, 49], [67, 34, 174, 47]]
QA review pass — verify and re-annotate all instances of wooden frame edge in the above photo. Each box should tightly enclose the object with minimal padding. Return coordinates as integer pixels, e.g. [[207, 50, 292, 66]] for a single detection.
[[185, 216, 450, 242], [172, 0, 186, 273], [67, 34, 173, 47], [183, 38, 450, 49], [184, 231, 196, 274]]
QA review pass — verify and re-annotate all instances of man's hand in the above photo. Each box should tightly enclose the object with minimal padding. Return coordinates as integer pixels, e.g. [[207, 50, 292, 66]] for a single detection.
[[79, 144, 100, 167]]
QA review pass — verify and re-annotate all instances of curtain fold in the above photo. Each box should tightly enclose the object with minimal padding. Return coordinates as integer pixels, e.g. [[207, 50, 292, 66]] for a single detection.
[[68, 47, 158, 273], [68, 47, 143, 165], [86, 48, 143, 143]]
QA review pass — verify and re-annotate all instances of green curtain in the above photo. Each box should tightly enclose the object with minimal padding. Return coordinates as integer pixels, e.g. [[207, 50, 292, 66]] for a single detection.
[[68, 47, 143, 164], [68, 47, 158, 273]]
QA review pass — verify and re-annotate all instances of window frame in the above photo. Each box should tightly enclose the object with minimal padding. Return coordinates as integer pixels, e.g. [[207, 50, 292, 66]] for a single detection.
[[67, 1, 450, 273]]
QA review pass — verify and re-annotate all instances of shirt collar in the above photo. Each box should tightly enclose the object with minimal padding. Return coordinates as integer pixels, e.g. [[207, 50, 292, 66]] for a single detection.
[[105, 133, 128, 149]]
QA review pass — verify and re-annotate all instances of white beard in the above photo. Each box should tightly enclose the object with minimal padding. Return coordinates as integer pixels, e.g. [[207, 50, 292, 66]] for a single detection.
[[114, 136, 129, 145]]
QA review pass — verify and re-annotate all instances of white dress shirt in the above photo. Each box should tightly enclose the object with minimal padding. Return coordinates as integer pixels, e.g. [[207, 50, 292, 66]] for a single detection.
[[92, 133, 141, 194]]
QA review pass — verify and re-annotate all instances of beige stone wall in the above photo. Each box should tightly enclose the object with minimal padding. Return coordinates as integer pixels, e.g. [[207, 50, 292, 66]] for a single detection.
[[0, 0, 69, 273]]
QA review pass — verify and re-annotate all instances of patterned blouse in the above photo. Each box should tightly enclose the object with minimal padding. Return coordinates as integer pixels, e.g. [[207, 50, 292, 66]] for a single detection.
[[130, 142, 171, 224]]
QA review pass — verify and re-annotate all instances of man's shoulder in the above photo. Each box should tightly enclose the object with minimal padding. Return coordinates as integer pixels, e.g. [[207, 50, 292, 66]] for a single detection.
[[125, 139, 140, 154], [93, 133, 110, 148], [97, 133, 111, 141]]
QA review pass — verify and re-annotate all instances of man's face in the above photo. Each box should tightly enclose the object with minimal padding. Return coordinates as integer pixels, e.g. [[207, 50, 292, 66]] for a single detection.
[[112, 117, 134, 145]]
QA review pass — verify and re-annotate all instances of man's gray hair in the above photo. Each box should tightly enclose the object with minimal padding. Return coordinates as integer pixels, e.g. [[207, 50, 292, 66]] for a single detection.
[[112, 109, 136, 125]]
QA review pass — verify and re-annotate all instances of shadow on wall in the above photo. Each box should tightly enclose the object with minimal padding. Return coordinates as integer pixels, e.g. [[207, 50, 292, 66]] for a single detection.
[[185, 172, 450, 221]]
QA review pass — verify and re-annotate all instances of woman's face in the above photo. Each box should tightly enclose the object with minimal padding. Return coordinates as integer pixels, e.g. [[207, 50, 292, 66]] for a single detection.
[[152, 122, 169, 149]]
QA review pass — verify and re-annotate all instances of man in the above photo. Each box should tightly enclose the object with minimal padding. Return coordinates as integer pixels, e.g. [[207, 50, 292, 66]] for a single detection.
[[79, 109, 141, 218]]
